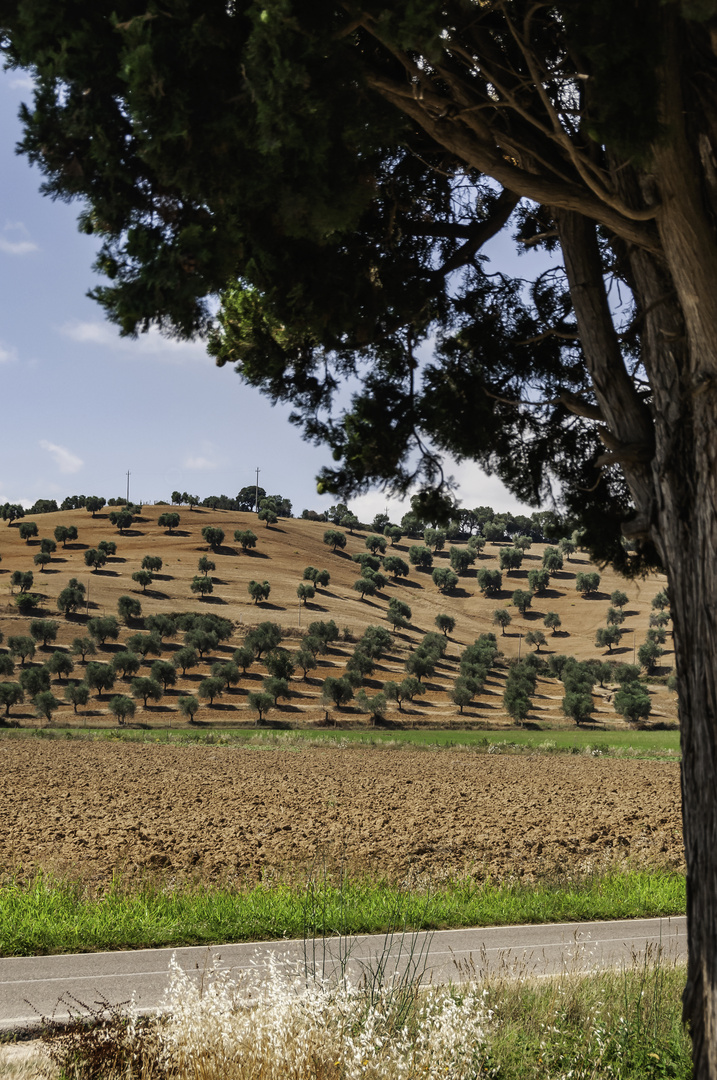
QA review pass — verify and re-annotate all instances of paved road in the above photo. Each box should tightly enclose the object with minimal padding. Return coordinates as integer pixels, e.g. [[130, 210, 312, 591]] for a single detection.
[[0, 916, 687, 1032]]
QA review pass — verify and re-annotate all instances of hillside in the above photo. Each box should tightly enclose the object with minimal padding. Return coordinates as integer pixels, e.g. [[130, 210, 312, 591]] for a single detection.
[[0, 505, 676, 730]]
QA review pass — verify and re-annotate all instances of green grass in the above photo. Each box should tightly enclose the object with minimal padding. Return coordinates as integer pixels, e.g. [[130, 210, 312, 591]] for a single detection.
[[0, 723, 681, 759], [0, 868, 686, 956]]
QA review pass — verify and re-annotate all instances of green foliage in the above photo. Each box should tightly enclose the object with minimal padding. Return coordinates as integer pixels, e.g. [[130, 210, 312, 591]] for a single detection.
[[431, 566, 458, 593], [365, 534, 387, 554], [544, 611, 561, 634], [177, 695, 200, 722], [408, 545, 433, 570], [131, 677, 163, 706], [263, 675, 290, 704], [524, 630, 546, 652], [84, 548, 107, 572], [248, 579, 271, 604], [354, 690, 387, 724], [57, 579, 86, 617], [34, 690, 58, 722], [321, 676, 354, 709], [85, 662, 116, 698], [142, 555, 163, 573], [542, 547, 563, 575], [191, 575, 214, 597], [576, 572, 601, 596], [45, 651, 74, 681], [70, 637, 96, 662], [435, 613, 455, 636], [0, 683, 23, 717], [87, 616, 120, 645], [493, 608, 512, 635], [611, 590, 629, 609], [150, 660, 178, 690], [8, 635, 35, 665], [503, 661, 537, 723], [527, 569, 550, 595], [499, 547, 523, 572], [596, 625, 622, 653], [202, 526, 225, 550], [387, 597, 412, 631], [353, 577, 376, 599], [132, 569, 153, 592], [19, 666, 51, 698], [64, 682, 90, 713], [18, 522, 38, 543], [29, 619, 59, 646], [158, 512, 180, 533], [614, 682, 652, 724], [111, 651, 141, 679], [33, 552, 51, 571], [248, 692, 274, 723], [449, 546, 475, 574], [297, 582, 315, 604], [476, 568, 502, 595], [197, 556, 216, 577], [198, 676, 224, 705], [511, 589, 533, 615], [108, 695, 136, 725], [245, 622, 283, 658], [11, 570, 34, 594], [265, 648, 295, 681], [234, 529, 258, 552], [323, 530, 347, 551]]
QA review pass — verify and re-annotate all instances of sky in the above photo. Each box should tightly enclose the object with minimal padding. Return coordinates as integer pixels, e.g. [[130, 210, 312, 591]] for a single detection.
[[0, 65, 539, 523]]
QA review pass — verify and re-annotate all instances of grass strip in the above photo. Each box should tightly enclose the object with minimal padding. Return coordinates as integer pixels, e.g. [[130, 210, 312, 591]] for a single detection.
[[0, 869, 685, 956]]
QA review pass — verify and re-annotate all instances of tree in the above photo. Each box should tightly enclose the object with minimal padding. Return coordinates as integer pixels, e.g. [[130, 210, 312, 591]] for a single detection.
[[7, 636, 35, 666], [57, 579, 86, 617], [196, 676, 223, 705], [197, 556, 216, 578], [639, 640, 665, 673], [70, 637, 96, 663], [297, 582, 315, 605], [0, 654, 14, 678], [54, 525, 78, 547], [449, 677, 475, 715], [365, 534, 388, 555], [527, 569, 550, 596], [84, 548, 107, 572], [201, 526, 225, 551], [295, 647, 317, 681], [449, 546, 475, 575], [404, 652, 434, 684], [109, 509, 133, 533], [39, 537, 57, 556], [33, 552, 51, 572], [493, 609, 512, 636], [596, 626, 623, 654], [64, 681, 89, 714], [45, 650, 74, 681], [387, 597, 412, 633], [576, 573, 602, 597], [431, 567, 458, 593], [14, 593, 38, 616], [11, 570, 33, 594], [558, 537, 576, 561], [476, 569, 502, 596], [158, 512, 180, 533], [150, 659, 178, 691], [117, 595, 142, 623], [353, 577, 376, 601], [111, 651, 142, 679], [85, 496, 105, 516], [245, 622, 283, 659], [614, 683, 652, 725], [653, 590, 671, 612], [323, 530, 347, 552], [87, 616, 120, 646], [18, 522, 38, 543], [0, 683, 23, 718], [177, 695, 200, 722], [544, 612, 562, 636], [383, 555, 409, 580], [248, 691, 274, 724], [131, 677, 163, 707], [423, 528, 446, 552], [19, 666, 51, 698], [541, 548, 564, 576], [132, 569, 153, 593], [355, 690, 387, 726], [263, 675, 290, 705], [321, 677, 354, 710], [264, 648, 295, 681], [499, 547, 523, 573], [234, 529, 257, 552], [108, 695, 135, 725], [525, 630, 546, 653], [384, 525, 402, 546], [85, 662, 116, 699], [175, 647, 198, 676], [142, 555, 163, 573], [607, 606, 626, 627], [511, 590, 533, 616], [98, 539, 117, 557], [127, 632, 163, 660], [248, 580, 271, 604], [10, 9, 717, 1066], [408, 545, 433, 571], [34, 690, 58, 723], [30, 619, 59, 647], [191, 575, 214, 598]]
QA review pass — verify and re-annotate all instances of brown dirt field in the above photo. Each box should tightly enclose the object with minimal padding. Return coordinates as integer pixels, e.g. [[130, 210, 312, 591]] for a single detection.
[[0, 506, 676, 731], [0, 741, 684, 888]]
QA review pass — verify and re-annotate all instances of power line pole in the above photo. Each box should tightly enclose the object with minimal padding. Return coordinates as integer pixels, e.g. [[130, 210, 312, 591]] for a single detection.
[[126, 471, 130, 505], [255, 467, 260, 512]]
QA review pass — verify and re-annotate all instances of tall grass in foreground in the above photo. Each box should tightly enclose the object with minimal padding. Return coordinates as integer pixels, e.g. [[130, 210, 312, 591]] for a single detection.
[[43, 952, 692, 1079], [0, 868, 686, 956]]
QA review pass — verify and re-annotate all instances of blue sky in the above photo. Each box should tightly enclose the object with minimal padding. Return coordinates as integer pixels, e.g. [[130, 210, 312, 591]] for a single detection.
[[0, 66, 537, 521]]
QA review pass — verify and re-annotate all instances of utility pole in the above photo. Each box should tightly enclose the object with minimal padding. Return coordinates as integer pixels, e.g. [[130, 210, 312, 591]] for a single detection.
[[126, 470, 130, 505], [255, 467, 260, 512]]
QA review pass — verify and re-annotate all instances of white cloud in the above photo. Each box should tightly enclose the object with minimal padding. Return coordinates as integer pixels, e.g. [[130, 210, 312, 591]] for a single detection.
[[8, 75, 35, 91], [0, 222, 38, 256], [58, 320, 209, 364], [184, 441, 220, 470], [39, 440, 84, 475], [0, 341, 18, 364], [184, 455, 218, 471]]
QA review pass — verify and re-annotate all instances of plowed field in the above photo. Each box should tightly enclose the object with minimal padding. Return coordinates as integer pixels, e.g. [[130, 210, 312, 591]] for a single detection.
[[2, 741, 683, 888]]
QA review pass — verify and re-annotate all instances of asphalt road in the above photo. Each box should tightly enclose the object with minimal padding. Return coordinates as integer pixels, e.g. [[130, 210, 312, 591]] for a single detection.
[[0, 916, 687, 1033]]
